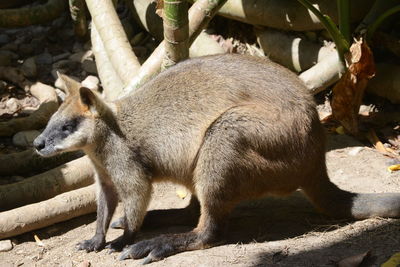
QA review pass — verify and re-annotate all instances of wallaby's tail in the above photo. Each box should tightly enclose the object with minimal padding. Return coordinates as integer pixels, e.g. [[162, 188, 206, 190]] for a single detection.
[[302, 173, 400, 219]]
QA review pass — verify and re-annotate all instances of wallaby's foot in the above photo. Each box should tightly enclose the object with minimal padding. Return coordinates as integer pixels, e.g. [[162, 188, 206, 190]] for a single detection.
[[106, 232, 134, 253], [119, 231, 217, 264], [76, 234, 105, 252]]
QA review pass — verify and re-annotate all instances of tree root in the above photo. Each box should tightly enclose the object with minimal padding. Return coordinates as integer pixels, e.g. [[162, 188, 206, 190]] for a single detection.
[[0, 156, 94, 211], [0, 0, 67, 28], [0, 185, 96, 239], [0, 82, 59, 137], [0, 149, 83, 177]]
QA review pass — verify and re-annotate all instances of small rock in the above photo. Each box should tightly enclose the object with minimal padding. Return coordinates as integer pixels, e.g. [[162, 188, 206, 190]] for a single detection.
[[21, 57, 37, 78], [0, 240, 13, 252], [12, 130, 41, 147], [72, 42, 84, 53], [6, 98, 21, 113], [19, 43, 35, 56], [0, 34, 10, 46], [1, 43, 18, 52], [0, 51, 12, 66], [82, 59, 97, 75], [53, 52, 71, 62], [82, 75, 100, 91], [36, 52, 53, 65], [83, 41, 92, 51], [53, 60, 80, 70], [69, 50, 93, 63]]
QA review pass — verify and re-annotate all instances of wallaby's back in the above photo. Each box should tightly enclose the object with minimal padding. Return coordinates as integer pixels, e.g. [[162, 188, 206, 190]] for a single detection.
[[116, 54, 321, 182]]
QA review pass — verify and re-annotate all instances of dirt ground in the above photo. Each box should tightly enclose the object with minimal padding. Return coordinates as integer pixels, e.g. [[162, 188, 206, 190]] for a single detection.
[[0, 133, 399, 267]]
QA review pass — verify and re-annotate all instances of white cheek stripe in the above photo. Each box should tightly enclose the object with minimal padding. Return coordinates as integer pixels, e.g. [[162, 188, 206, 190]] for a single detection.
[[54, 127, 88, 151]]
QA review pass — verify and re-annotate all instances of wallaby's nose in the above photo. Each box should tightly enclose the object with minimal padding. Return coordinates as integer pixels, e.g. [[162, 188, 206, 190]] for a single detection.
[[33, 137, 45, 151]]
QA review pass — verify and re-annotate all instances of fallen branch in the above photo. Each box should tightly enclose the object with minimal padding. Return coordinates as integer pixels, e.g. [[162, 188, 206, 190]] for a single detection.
[[91, 24, 124, 100], [0, 149, 83, 177], [0, 82, 58, 137], [85, 0, 141, 85], [256, 27, 334, 73], [299, 50, 345, 94], [0, 0, 67, 28], [0, 156, 94, 211], [123, 0, 227, 95], [0, 185, 96, 240], [188, 0, 374, 31]]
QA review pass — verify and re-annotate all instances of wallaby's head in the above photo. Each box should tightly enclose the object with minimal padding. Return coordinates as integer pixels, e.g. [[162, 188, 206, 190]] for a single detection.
[[34, 74, 110, 157]]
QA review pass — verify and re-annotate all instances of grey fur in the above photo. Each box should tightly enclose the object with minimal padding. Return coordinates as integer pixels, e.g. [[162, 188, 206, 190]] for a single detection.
[[35, 54, 400, 262]]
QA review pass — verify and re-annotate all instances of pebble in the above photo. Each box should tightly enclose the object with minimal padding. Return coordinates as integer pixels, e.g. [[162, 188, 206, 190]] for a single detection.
[[0, 51, 12, 66], [0, 34, 10, 46], [12, 130, 41, 147], [21, 57, 37, 78], [1, 43, 18, 52], [53, 52, 71, 62], [0, 240, 13, 252], [82, 59, 97, 75], [19, 43, 34, 56], [6, 98, 21, 113], [35, 52, 53, 65], [52, 59, 80, 70], [82, 75, 100, 91], [69, 50, 93, 63]]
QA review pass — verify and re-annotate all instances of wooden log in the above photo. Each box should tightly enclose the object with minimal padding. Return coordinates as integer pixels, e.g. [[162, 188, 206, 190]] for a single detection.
[[0, 185, 96, 239]]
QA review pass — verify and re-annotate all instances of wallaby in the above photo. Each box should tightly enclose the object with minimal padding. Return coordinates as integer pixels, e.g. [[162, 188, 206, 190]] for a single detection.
[[34, 54, 400, 264]]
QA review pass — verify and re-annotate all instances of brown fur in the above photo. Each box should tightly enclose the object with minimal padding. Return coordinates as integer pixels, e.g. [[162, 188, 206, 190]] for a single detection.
[[34, 54, 400, 263]]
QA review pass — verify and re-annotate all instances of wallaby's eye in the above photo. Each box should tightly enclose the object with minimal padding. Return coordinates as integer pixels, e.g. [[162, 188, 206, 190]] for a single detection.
[[62, 124, 74, 133]]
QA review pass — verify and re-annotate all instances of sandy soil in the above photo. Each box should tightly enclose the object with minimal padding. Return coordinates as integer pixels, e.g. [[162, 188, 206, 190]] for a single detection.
[[1, 133, 399, 267]]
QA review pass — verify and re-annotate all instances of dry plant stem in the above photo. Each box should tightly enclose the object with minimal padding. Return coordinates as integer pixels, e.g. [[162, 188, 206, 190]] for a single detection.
[[85, 0, 140, 85], [188, 0, 374, 31], [69, 0, 88, 38], [0, 149, 82, 177], [124, 0, 227, 94], [91, 24, 124, 100], [0, 82, 58, 137], [0, 0, 67, 28], [0, 156, 94, 211], [162, 0, 189, 70], [366, 63, 400, 104], [0, 185, 96, 239]]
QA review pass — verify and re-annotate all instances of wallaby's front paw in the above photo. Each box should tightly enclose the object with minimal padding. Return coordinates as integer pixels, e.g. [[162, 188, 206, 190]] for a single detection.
[[110, 216, 125, 229], [106, 234, 132, 253], [76, 235, 105, 252]]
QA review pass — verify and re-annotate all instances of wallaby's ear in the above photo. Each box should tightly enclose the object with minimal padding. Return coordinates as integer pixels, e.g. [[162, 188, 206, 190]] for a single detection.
[[79, 87, 104, 116], [57, 72, 81, 96]]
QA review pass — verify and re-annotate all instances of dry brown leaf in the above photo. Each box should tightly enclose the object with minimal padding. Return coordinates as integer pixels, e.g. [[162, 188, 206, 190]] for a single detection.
[[331, 37, 375, 136], [337, 251, 371, 267]]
